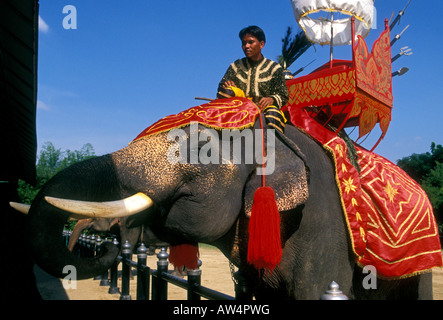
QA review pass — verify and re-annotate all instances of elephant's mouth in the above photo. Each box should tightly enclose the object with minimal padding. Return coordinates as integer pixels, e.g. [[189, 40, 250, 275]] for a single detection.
[[43, 192, 154, 219]]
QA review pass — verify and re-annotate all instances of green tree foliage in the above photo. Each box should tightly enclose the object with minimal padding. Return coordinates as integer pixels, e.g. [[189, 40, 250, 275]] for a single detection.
[[17, 142, 96, 204], [422, 162, 443, 222], [397, 143, 443, 184], [397, 143, 443, 222]]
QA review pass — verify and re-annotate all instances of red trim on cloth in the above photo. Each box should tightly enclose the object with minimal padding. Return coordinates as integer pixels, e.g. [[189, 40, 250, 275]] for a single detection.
[[288, 106, 442, 278]]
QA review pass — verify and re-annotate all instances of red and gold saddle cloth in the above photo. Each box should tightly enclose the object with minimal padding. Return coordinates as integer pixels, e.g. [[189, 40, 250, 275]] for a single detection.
[[133, 98, 260, 141], [289, 106, 443, 279]]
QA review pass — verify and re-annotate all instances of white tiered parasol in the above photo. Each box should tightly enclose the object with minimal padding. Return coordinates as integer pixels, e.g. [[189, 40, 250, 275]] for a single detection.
[[291, 0, 375, 46]]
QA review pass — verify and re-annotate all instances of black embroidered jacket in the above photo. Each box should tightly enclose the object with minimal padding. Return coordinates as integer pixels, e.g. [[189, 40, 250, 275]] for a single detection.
[[218, 57, 289, 108]]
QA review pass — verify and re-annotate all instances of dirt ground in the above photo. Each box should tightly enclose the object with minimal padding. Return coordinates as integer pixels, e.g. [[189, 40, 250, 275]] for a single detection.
[[34, 246, 443, 300]]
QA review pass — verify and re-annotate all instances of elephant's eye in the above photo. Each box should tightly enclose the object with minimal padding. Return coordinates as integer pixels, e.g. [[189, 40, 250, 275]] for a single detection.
[[171, 184, 193, 204]]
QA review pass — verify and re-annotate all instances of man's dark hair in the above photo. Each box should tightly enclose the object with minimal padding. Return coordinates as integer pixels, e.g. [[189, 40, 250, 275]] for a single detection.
[[239, 26, 266, 43]]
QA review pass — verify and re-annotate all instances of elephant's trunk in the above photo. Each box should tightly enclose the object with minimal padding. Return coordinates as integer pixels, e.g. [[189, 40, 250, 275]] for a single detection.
[[26, 155, 125, 279], [27, 200, 120, 279]]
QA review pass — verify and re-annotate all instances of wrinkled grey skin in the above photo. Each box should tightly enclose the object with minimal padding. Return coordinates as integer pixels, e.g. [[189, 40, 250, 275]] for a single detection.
[[26, 120, 432, 299]]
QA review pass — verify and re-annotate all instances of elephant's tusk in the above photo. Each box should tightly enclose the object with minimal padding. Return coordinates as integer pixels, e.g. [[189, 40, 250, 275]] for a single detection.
[[9, 202, 30, 214], [44, 192, 154, 218], [9, 202, 77, 220]]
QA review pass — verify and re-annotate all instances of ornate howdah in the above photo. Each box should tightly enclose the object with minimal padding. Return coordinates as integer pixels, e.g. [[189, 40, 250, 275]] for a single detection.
[[284, 25, 393, 150]]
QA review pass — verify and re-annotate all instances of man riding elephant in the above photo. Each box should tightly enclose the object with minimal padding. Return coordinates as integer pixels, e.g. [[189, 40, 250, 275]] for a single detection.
[[217, 25, 288, 133]]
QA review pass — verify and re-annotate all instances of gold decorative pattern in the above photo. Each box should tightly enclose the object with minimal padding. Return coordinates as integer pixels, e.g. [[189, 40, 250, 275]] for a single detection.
[[352, 89, 392, 137], [355, 28, 393, 107], [132, 98, 260, 141], [288, 107, 443, 278], [287, 70, 356, 106]]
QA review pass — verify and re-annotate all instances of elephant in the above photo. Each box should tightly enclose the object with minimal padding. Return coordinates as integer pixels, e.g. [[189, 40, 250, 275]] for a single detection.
[[66, 217, 166, 255], [67, 218, 119, 251], [25, 113, 433, 300]]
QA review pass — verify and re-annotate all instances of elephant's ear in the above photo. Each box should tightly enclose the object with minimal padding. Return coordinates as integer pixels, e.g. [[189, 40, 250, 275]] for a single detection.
[[243, 132, 309, 217]]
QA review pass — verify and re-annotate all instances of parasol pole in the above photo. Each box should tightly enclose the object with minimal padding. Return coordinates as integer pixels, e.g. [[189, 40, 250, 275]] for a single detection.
[[330, 11, 334, 68], [351, 17, 355, 68]]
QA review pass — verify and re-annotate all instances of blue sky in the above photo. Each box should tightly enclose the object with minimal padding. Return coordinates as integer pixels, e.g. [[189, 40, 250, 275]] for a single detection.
[[36, 0, 443, 163]]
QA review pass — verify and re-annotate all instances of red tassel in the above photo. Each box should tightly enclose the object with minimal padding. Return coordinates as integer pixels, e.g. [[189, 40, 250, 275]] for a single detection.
[[247, 186, 282, 272], [169, 243, 200, 270]]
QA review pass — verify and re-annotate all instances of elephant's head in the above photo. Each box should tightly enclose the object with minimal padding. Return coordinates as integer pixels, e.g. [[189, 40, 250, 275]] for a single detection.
[[27, 119, 309, 279]]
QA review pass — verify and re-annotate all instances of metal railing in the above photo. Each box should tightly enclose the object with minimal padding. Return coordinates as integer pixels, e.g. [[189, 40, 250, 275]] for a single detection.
[[63, 230, 348, 300]]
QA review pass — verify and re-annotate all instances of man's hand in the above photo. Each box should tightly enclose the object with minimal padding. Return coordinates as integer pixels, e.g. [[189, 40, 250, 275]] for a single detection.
[[217, 81, 239, 99], [257, 97, 274, 109], [223, 80, 237, 88]]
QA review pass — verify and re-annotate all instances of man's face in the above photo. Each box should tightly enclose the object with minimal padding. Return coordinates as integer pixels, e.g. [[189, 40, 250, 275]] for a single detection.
[[241, 34, 265, 62]]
